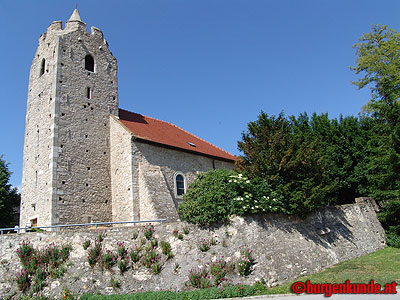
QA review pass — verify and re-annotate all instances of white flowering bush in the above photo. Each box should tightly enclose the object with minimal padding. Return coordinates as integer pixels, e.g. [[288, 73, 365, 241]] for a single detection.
[[229, 174, 286, 216], [178, 169, 285, 226]]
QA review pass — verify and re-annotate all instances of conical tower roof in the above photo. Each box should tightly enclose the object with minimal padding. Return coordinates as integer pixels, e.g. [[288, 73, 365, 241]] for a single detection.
[[68, 9, 82, 22], [65, 8, 86, 31]]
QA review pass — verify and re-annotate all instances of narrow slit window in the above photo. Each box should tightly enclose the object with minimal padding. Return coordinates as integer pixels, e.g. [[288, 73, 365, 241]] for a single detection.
[[175, 174, 185, 197], [86, 87, 91, 99], [85, 54, 95, 72], [40, 58, 45, 76]]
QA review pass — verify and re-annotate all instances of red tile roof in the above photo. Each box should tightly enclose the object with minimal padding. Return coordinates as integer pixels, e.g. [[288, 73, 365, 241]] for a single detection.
[[118, 109, 236, 162]]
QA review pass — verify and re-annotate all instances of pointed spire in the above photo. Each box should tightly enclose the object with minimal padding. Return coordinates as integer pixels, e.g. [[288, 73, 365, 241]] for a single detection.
[[65, 8, 86, 32], [68, 8, 82, 22]]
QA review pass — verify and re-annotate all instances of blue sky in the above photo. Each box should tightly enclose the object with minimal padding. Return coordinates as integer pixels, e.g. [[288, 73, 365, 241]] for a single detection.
[[1, 0, 399, 188]]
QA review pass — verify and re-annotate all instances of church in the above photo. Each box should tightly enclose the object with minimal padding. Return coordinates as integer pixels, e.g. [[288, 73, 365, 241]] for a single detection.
[[20, 9, 235, 228]]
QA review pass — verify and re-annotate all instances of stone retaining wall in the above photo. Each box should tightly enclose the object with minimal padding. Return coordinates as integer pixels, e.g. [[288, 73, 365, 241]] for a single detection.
[[0, 200, 386, 298]]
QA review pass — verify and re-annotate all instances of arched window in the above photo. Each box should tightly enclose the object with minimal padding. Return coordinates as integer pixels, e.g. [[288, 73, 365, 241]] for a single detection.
[[85, 54, 95, 72], [40, 58, 45, 76], [175, 173, 185, 197]]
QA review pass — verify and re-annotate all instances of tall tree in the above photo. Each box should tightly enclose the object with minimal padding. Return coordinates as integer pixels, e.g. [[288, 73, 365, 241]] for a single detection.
[[237, 111, 370, 216], [237, 112, 329, 216], [0, 155, 20, 228], [351, 25, 400, 200]]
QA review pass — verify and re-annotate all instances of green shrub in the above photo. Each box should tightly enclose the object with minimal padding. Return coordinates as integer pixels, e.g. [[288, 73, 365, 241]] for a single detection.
[[253, 279, 267, 294], [88, 239, 102, 267], [117, 242, 128, 258], [151, 263, 161, 275], [198, 239, 210, 252], [142, 249, 158, 268], [183, 226, 189, 235], [31, 279, 45, 294], [143, 225, 155, 240], [160, 241, 171, 255], [62, 288, 75, 300], [386, 232, 400, 248], [188, 267, 209, 289], [237, 247, 255, 276], [83, 240, 91, 250], [103, 250, 116, 270], [49, 265, 66, 278], [178, 169, 285, 226], [129, 247, 140, 263], [33, 267, 47, 282], [97, 232, 105, 242], [378, 199, 400, 248], [46, 243, 71, 269], [210, 258, 227, 286], [166, 251, 174, 260], [150, 239, 158, 249], [178, 169, 239, 226], [109, 277, 120, 289], [61, 244, 72, 261], [15, 242, 71, 293], [16, 241, 37, 275], [117, 259, 128, 273], [15, 269, 30, 292]]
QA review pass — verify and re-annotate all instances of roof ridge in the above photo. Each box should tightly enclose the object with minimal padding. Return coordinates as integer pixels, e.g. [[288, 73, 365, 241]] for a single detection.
[[119, 108, 236, 159]]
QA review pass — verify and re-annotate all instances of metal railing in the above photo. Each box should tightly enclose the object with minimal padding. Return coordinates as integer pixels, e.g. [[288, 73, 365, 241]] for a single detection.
[[0, 219, 167, 235]]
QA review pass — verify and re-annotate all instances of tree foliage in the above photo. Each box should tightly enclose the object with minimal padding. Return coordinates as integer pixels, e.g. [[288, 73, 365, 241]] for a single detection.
[[351, 24, 400, 247], [178, 24, 400, 239], [351, 24, 400, 201], [0, 155, 20, 228], [236, 112, 369, 216], [377, 199, 400, 248], [351, 25, 400, 105]]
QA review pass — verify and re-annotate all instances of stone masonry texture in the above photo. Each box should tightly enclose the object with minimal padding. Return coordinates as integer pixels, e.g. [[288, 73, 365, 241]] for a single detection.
[[20, 11, 235, 228], [20, 14, 119, 227], [0, 200, 386, 298], [109, 116, 233, 223]]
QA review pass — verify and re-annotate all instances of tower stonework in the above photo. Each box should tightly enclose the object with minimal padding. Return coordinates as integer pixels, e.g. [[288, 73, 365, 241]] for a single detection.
[[20, 10, 118, 227]]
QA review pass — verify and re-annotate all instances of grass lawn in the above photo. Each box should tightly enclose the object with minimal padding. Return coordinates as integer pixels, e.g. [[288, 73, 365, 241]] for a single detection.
[[261, 246, 400, 295]]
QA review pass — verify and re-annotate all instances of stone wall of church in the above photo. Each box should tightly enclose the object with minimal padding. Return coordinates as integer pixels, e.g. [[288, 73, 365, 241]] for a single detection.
[[132, 141, 234, 221], [138, 164, 163, 220], [110, 116, 134, 223], [109, 118, 234, 223], [138, 163, 181, 221]]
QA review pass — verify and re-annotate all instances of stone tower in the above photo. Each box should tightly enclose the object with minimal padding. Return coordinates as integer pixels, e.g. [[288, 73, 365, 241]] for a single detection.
[[20, 9, 119, 228]]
